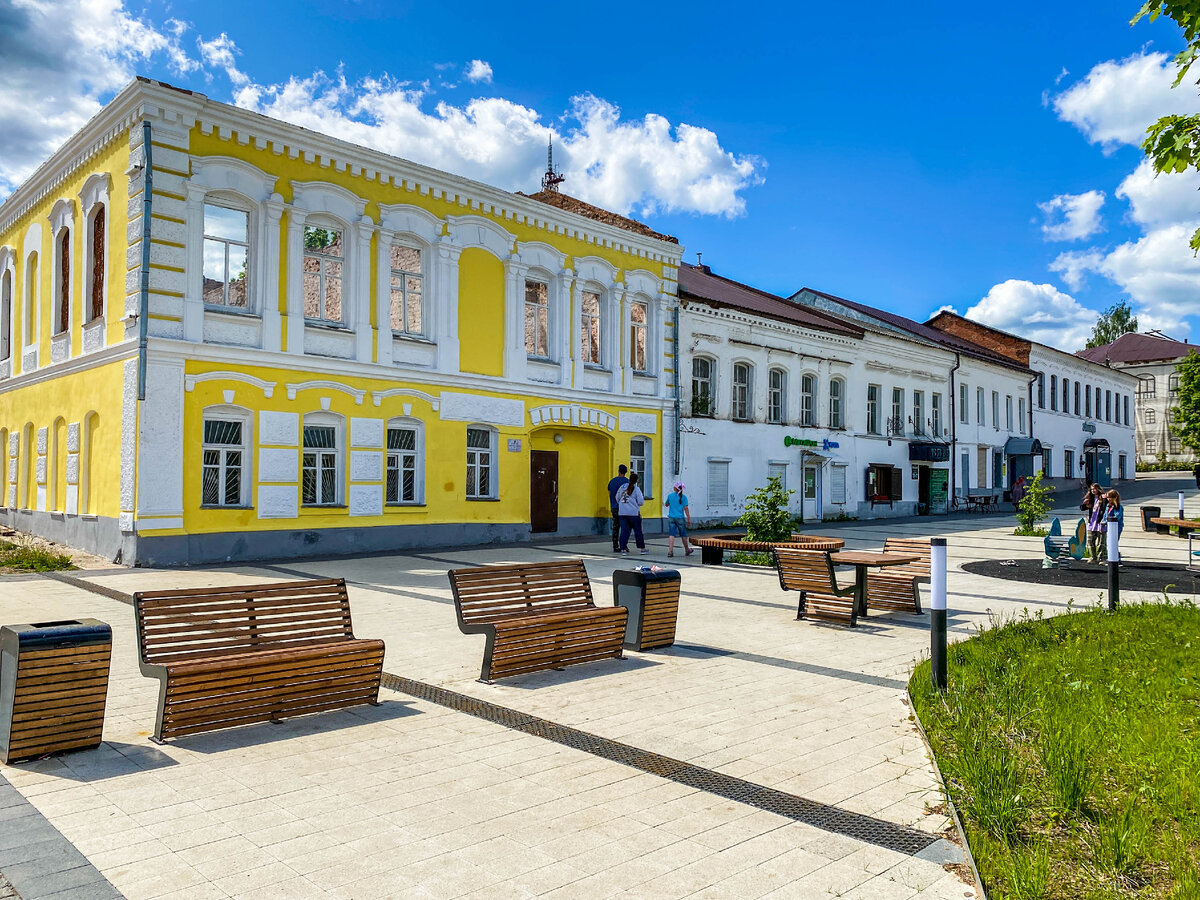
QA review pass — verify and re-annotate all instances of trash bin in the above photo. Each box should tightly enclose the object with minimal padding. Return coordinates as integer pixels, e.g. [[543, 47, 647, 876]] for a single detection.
[[612, 567, 681, 651], [0, 619, 111, 763], [1141, 506, 1161, 533]]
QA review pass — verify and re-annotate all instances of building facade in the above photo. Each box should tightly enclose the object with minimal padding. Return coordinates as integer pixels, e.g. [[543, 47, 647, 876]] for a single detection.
[[1077, 331, 1197, 465], [0, 79, 682, 565]]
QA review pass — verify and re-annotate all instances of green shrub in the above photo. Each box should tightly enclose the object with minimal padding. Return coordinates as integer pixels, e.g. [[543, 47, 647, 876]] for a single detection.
[[726, 550, 774, 567], [734, 475, 795, 542], [1015, 471, 1053, 535], [0, 543, 74, 572]]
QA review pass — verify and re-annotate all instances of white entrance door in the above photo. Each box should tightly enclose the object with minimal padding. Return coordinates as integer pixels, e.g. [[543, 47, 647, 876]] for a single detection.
[[802, 465, 820, 521]]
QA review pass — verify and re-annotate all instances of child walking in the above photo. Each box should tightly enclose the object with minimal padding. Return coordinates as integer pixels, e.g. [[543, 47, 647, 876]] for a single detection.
[[664, 482, 694, 558]]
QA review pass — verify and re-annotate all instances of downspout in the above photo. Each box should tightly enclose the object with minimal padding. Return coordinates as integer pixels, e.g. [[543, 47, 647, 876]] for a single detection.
[[673, 305, 681, 477], [948, 352, 960, 507], [137, 120, 153, 401]]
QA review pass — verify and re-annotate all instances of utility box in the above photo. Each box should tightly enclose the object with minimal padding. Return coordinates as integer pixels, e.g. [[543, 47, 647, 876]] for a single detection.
[[0, 619, 111, 763], [612, 567, 681, 651]]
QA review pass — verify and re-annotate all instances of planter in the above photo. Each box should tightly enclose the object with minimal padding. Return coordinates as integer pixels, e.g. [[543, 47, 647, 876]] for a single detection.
[[690, 533, 845, 566]]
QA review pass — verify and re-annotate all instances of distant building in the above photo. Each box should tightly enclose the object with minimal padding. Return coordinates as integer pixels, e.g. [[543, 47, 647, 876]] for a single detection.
[[1077, 331, 1196, 465]]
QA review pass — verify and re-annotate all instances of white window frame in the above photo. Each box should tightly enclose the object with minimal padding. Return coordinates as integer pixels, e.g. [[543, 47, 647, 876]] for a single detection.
[[769, 368, 788, 425], [977, 386, 984, 424], [799, 372, 815, 427], [466, 425, 498, 500], [303, 221, 348, 326], [866, 384, 880, 434], [732, 362, 753, 421], [629, 298, 649, 373], [913, 390, 924, 436], [80, 173, 111, 326], [201, 406, 251, 508], [386, 417, 424, 505], [959, 383, 968, 423], [386, 241, 426, 338], [829, 378, 845, 429], [24, 250, 39, 348], [932, 392, 942, 436], [580, 287, 603, 366], [302, 412, 343, 507], [992, 391, 1000, 430], [891, 387, 904, 434], [630, 436, 652, 498], [52, 225, 71, 337], [1005, 395, 1014, 431], [1018, 397, 1026, 434], [692, 356, 715, 417], [0, 255, 11, 364], [202, 200, 253, 311]]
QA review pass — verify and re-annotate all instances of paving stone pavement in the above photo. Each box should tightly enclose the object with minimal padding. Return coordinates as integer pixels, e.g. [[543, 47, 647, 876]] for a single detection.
[[0, 473, 1193, 900]]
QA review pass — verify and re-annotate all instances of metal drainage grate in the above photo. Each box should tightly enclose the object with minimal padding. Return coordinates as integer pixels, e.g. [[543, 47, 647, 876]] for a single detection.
[[381, 673, 940, 856]]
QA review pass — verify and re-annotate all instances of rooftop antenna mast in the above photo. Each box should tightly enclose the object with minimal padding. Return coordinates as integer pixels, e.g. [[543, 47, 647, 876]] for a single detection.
[[541, 135, 565, 193]]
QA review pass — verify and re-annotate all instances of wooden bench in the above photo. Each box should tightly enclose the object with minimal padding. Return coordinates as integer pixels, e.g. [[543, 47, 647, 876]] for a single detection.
[[866, 537, 931, 614], [133, 578, 385, 743], [448, 559, 627, 682], [690, 534, 845, 566], [1151, 517, 1200, 538], [773, 548, 859, 626]]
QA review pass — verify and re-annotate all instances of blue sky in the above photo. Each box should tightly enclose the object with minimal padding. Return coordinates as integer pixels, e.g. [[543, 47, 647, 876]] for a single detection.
[[2, 0, 1198, 350]]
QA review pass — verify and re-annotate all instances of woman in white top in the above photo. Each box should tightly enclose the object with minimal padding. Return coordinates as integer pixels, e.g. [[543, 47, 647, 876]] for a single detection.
[[616, 472, 648, 554]]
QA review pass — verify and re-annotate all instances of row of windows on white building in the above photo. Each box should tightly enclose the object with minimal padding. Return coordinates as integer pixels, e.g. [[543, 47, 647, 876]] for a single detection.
[[1036, 373, 1131, 426]]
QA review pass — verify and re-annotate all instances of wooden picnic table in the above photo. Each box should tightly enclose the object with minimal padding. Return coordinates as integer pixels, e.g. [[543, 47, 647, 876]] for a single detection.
[[830, 550, 920, 618]]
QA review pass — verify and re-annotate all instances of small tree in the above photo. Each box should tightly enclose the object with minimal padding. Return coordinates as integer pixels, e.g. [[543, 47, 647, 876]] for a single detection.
[[1172, 350, 1200, 455], [1015, 470, 1055, 536], [735, 475, 795, 542]]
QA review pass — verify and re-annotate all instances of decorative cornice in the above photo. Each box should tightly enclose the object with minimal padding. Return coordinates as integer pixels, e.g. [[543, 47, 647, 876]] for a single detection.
[[286, 380, 366, 404], [184, 371, 276, 397], [371, 388, 440, 410]]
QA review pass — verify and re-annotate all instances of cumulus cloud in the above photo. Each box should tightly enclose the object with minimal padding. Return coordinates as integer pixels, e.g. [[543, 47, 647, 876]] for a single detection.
[[198, 33, 248, 87], [1115, 160, 1200, 227], [964, 280, 1101, 351], [1051, 51, 1181, 151], [232, 69, 763, 218], [0, 0, 194, 194], [463, 60, 492, 84], [1038, 190, 1105, 241]]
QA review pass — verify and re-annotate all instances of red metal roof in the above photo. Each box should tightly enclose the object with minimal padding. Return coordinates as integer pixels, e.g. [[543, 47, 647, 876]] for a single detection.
[[1076, 331, 1195, 364]]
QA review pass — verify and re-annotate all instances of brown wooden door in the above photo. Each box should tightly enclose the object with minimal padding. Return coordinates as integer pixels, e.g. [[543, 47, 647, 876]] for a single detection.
[[530, 450, 558, 533]]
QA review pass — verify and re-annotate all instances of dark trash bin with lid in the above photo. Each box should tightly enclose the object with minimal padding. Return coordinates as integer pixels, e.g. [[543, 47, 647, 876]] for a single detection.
[[1140, 506, 1161, 533], [0, 619, 111, 763], [612, 567, 681, 651]]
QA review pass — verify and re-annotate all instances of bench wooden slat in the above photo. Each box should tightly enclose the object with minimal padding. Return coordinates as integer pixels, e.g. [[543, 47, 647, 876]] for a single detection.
[[773, 548, 859, 626], [864, 538, 930, 614]]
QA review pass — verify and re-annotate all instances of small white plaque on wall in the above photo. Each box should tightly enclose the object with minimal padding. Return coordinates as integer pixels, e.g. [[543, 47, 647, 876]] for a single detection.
[[507, 439, 522, 452], [348, 484, 383, 517], [350, 450, 383, 482], [259, 410, 299, 446], [440, 391, 524, 426], [618, 411, 658, 434], [259, 448, 298, 483], [350, 417, 384, 448], [258, 485, 298, 519]]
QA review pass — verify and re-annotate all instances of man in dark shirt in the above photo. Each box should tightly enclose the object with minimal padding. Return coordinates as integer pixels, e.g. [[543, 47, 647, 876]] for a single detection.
[[607, 465, 629, 552]]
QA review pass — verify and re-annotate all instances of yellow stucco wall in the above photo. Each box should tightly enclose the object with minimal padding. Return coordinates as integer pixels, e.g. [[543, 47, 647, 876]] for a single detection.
[[457, 248, 505, 377]]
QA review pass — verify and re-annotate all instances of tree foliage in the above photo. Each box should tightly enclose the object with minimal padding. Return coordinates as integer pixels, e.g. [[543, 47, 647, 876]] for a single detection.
[[1084, 300, 1139, 349], [1133, 1, 1200, 252], [734, 475, 795, 542], [1171, 349, 1200, 453], [1015, 470, 1055, 535]]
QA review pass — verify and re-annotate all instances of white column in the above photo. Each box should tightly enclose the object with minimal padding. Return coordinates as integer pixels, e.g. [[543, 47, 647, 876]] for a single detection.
[[557, 268, 575, 386], [434, 238, 461, 374], [354, 217, 375, 364], [504, 258, 529, 383], [616, 287, 631, 395], [284, 207, 307, 355], [182, 184, 206, 344], [261, 194, 284, 353], [375, 227, 395, 366]]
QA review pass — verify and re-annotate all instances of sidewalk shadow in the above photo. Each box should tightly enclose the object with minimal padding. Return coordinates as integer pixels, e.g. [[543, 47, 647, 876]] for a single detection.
[[5, 741, 178, 782], [502, 655, 659, 690]]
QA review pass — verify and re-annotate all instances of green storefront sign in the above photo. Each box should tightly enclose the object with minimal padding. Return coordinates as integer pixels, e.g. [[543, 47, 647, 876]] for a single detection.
[[930, 468, 949, 515]]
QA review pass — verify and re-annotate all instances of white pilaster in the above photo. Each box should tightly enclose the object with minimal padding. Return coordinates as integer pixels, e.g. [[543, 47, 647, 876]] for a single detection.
[[262, 194, 285, 352], [354, 218, 375, 364], [284, 207, 307, 354], [434, 239, 461, 374], [504, 258, 530, 383], [557, 268, 575, 386], [375, 227, 395, 366], [182, 183, 206, 343]]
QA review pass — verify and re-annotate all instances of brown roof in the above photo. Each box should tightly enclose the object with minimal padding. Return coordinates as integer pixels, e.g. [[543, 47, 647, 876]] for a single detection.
[[678, 265, 864, 337], [519, 191, 678, 244], [1076, 331, 1195, 364]]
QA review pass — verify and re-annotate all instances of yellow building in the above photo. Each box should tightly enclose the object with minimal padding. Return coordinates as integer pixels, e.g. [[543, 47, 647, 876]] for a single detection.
[[0, 79, 682, 565]]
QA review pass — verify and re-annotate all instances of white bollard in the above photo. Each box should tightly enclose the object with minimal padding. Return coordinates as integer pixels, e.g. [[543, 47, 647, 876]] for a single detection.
[[1180, 491, 1187, 519], [930, 538, 947, 689]]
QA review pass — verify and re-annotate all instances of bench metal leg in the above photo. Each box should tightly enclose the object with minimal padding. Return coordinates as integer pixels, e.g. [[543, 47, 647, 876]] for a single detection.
[[701, 546, 723, 565], [796, 591, 806, 620]]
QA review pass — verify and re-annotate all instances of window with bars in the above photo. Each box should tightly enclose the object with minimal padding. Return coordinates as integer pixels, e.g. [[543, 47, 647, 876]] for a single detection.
[[580, 290, 601, 365], [524, 280, 549, 358], [630, 301, 648, 371], [630, 437, 651, 497], [203, 204, 250, 310], [302, 226, 343, 323], [89, 206, 105, 322], [55, 229, 69, 335], [302, 423, 339, 506], [466, 426, 496, 499], [388, 245, 423, 336], [386, 424, 420, 504], [799, 373, 815, 426], [829, 378, 844, 428], [732, 363, 753, 421], [201, 418, 246, 507], [691, 357, 714, 417]]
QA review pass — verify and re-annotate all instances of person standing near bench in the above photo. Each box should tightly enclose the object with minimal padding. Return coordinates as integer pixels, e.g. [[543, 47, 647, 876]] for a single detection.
[[617, 472, 648, 555], [664, 481, 694, 558], [1085, 483, 1109, 563], [607, 464, 629, 553]]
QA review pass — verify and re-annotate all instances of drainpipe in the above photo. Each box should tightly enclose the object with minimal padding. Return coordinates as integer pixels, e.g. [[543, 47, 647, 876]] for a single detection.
[[673, 305, 681, 477], [137, 120, 153, 402], [948, 352, 960, 507]]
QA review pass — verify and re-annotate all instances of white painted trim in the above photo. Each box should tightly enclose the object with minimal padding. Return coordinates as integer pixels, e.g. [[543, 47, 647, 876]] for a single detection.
[[528, 404, 616, 432], [377, 203, 442, 245], [446, 214, 515, 259], [286, 379, 366, 404], [0, 339, 135, 396], [371, 387, 440, 409], [185, 371, 277, 397]]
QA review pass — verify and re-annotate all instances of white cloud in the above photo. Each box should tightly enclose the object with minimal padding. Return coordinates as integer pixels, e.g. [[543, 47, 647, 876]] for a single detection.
[[1115, 159, 1200, 227], [964, 280, 1101, 351], [0, 0, 194, 194], [1038, 190, 1105, 241], [198, 33, 248, 86], [1048, 249, 1104, 292], [1052, 51, 1182, 151], [464, 60, 492, 84]]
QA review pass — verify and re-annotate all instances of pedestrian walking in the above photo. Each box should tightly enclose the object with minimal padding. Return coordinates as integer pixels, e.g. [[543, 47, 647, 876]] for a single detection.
[[1011, 475, 1027, 511], [664, 481, 693, 558], [1193, 461, 1200, 490], [1085, 483, 1109, 563], [616, 472, 647, 554], [606, 464, 629, 552], [1106, 489, 1125, 537]]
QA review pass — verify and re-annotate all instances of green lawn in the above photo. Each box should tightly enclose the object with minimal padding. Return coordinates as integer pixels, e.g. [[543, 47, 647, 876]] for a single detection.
[[910, 601, 1200, 900]]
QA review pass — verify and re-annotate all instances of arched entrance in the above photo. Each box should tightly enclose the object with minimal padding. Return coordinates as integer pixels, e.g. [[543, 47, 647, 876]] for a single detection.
[[529, 427, 613, 534]]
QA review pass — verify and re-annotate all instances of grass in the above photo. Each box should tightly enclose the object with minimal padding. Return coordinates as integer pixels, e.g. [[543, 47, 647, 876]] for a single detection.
[[910, 601, 1200, 899], [1013, 526, 1050, 537], [726, 550, 774, 566], [0, 538, 74, 572]]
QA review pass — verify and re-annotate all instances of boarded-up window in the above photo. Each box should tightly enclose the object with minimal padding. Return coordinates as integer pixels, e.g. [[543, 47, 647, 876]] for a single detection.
[[830, 465, 847, 505], [90, 207, 105, 321], [707, 460, 729, 507]]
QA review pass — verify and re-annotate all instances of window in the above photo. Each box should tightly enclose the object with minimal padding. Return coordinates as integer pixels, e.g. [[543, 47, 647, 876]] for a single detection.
[[630, 437, 651, 497], [466, 426, 496, 499], [1005, 396, 1013, 431], [829, 378, 844, 428], [0, 269, 10, 362], [867, 384, 881, 434], [913, 391, 924, 435], [1169, 407, 1178, 423], [1085, 385, 1091, 418], [1124, 395, 1130, 425], [1050, 375, 1058, 411], [960, 383, 968, 423], [1095, 387, 1102, 419], [201, 416, 247, 507], [1062, 377, 1070, 412], [1171, 437, 1183, 454], [867, 464, 901, 502], [87, 206, 105, 322], [302, 420, 340, 506], [1064, 448, 1074, 475], [385, 423, 422, 504], [768, 462, 787, 490], [1105, 389, 1112, 422], [1018, 398, 1026, 434], [24, 252, 38, 346], [523, 280, 549, 357], [302, 226, 344, 323], [1118, 454, 1127, 480], [992, 391, 999, 429], [769, 369, 788, 425], [1137, 374, 1155, 396], [580, 290, 601, 364], [932, 393, 943, 436], [54, 229, 69, 335], [203, 204, 249, 309], [977, 386, 984, 424], [800, 373, 815, 426], [1044, 451, 1052, 478], [891, 387, 904, 435], [629, 300, 648, 371], [1169, 374, 1180, 393], [707, 459, 730, 506], [1037, 373, 1045, 409], [1074, 382, 1080, 416], [691, 357, 714, 417], [1146, 408, 1156, 424], [830, 464, 847, 504], [732, 363, 753, 421], [388, 244, 423, 336], [1147, 437, 1158, 454]]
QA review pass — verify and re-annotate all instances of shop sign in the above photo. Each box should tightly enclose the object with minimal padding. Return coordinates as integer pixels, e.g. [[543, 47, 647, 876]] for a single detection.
[[784, 436, 841, 451], [1082, 422, 1096, 434]]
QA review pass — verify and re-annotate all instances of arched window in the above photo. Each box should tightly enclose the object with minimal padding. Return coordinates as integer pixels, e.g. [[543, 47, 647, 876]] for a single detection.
[[1137, 374, 1155, 396], [465, 425, 497, 500], [691, 357, 715, 417], [203, 202, 250, 309], [24, 252, 38, 347], [800, 373, 816, 427], [768, 368, 788, 425], [1, 267, 11, 362], [80, 412, 99, 515], [54, 229, 70, 335], [88, 206, 106, 322], [303, 224, 345, 324], [629, 300, 648, 372], [386, 417, 424, 505], [202, 407, 251, 507], [829, 378, 845, 429], [388, 243, 424, 337], [302, 413, 343, 506], [580, 289, 602, 365], [524, 279, 550, 358], [1145, 408, 1156, 425], [732, 363, 753, 421]]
